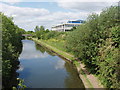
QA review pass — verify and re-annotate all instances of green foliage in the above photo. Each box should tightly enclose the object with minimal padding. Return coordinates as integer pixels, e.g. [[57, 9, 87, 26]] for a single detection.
[[66, 6, 120, 88], [1, 13, 23, 88], [43, 31, 64, 40], [70, 26, 77, 31], [34, 25, 65, 40], [34, 25, 40, 32], [29, 6, 120, 89], [17, 78, 27, 89], [12, 78, 26, 90], [73, 61, 79, 66], [40, 26, 45, 31], [26, 31, 34, 34], [43, 39, 66, 52], [34, 25, 46, 39], [45, 29, 50, 33], [110, 26, 120, 47]]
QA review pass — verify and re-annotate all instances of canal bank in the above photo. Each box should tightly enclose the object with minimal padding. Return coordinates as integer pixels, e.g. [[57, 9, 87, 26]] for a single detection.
[[32, 38, 103, 89]]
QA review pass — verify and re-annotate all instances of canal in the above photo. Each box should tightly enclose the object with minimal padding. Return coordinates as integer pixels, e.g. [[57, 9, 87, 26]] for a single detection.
[[17, 40, 85, 88]]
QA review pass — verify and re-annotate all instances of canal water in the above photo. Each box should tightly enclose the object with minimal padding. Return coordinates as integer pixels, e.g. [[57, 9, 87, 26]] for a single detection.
[[17, 40, 85, 88]]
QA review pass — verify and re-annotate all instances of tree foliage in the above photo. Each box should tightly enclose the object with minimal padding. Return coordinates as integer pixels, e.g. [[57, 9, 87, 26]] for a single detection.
[[1, 12, 25, 89], [66, 6, 120, 88], [34, 26, 45, 39]]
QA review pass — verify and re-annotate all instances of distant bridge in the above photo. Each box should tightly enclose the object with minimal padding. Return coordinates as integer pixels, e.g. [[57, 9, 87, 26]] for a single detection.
[[22, 34, 33, 37]]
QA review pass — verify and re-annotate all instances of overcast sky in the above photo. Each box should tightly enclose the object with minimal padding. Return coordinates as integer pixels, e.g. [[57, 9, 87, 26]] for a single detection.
[[0, 0, 119, 31]]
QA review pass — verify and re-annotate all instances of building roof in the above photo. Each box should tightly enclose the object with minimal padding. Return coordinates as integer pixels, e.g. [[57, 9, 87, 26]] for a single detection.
[[52, 20, 84, 28], [67, 20, 84, 23]]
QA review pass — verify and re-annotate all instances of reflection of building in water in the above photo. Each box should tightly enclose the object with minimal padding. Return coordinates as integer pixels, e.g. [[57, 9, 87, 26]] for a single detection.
[[55, 60, 65, 70], [51, 20, 84, 32]]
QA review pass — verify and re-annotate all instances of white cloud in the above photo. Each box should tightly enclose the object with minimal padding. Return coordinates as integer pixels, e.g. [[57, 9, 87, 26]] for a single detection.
[[1, 3, 49, 17], [57, 1, 118, 12], [0, 1, 118, 31], [1, 0, 22, 5], [0, 3, 50, 30], [1, 0, 119, 2], [20, 52, 49, 59], [0, 3, 89, 31]]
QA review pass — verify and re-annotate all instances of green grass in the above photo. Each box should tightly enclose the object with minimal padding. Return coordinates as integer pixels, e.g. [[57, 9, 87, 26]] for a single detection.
[[73, 61, 80, 66], [43, 38, 74, 55], [43, 39, 66, 52], [33, 38, 74, 61]]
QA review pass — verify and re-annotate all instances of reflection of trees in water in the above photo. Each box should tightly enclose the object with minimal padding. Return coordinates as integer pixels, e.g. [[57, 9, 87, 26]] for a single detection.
[[64, 62, 85, 88], [35, 43, 45, 53], [0, 58, 1, 89], [35, 43, 56, 56], [3, 61, 19, 89]]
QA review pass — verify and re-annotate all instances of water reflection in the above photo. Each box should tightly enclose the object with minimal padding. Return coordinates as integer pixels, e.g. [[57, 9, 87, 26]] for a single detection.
[[55, 60, 65, 70], [35, 43, 45, 54], [17, 40, 85, 88], [17, 65, 24, 71], [64, 62, 85, 88], [20, 40, 49, 60], [35, 43, 56, 56]]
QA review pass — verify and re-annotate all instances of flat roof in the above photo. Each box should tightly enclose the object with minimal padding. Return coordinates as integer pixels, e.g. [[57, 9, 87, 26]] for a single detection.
[[52, 23, 81, 28]]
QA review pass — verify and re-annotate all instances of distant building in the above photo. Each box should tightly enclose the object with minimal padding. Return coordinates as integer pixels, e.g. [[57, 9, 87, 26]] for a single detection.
[[51, 20, 84, 32]]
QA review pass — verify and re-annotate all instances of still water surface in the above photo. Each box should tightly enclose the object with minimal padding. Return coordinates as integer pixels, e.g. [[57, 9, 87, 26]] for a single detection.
[[17, 40, 85, 88]]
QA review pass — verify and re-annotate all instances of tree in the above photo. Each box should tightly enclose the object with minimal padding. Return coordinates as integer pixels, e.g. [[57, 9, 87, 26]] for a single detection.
[[34, 26, 40, 32], [40, 26, 45, 31], [34, 26, 45, 39], [1, 12, 23, 89], [45, 29, 50, 33]]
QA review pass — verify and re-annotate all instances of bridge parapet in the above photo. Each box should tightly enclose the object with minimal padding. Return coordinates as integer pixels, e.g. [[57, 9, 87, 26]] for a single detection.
[[22, 34, 33, 36]]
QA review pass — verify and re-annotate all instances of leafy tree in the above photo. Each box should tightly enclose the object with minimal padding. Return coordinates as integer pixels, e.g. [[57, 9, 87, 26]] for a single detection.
[[34, 26, 40, 32], [34, 26, 46, 39], [1, 12, 24, 89], [45, 29, 50, 33], [40, 26, 45, 31]]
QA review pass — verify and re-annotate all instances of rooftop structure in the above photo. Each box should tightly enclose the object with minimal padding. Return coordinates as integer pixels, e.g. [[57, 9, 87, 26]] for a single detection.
[[51, 20, 84, 32]]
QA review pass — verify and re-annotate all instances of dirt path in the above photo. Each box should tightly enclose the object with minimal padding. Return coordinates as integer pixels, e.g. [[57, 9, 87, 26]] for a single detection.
[[77, 61, 104, 89]]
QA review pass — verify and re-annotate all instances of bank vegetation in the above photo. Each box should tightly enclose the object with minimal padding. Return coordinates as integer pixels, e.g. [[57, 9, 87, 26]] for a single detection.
[[32, 6, 120, 89]]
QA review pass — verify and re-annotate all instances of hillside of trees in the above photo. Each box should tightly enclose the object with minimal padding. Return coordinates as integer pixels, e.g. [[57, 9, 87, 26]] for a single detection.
[[33, 6, 120, 88], [1, 13, 25, 89]]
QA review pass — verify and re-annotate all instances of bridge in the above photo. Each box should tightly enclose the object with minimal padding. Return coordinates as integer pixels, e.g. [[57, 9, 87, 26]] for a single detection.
[[22, 34, 33, 39], [22, 34, 33, 37]]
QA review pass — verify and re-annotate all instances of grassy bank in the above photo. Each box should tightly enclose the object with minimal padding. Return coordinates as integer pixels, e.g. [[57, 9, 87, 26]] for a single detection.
[[33, 38, 74, 61], [32, 38, 104, 88]]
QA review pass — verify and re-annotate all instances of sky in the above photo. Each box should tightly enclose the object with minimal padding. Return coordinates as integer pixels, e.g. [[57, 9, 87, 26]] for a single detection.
[[0, 0, 119, 31]]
